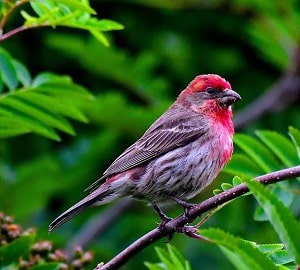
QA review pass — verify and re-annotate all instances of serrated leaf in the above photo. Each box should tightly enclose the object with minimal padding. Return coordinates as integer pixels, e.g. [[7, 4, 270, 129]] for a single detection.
[[234, 134, 280, 173], [256, 130, 298, 167], [245, 178, 300, 265], [0, 234, 35, 266], [200, 228, 278, 270], [254, 183, 295, 221], [256, 243, 284, 253], [0, 49, 18, 90], [288, 126, 300, 161], [267, 250, 294, 265]]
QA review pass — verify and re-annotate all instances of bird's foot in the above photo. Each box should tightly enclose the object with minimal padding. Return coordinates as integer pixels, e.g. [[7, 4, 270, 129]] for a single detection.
[[152, 203, 174, 241], [169, 196, 195, 220]]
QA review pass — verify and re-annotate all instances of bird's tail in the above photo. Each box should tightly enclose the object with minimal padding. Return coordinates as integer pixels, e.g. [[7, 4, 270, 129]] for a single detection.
[[49, 180, 127, 232]]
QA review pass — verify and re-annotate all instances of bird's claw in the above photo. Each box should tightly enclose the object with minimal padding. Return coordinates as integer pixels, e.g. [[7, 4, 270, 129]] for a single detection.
[[156, 216, 174, 242], [169, 196, 196, 220]]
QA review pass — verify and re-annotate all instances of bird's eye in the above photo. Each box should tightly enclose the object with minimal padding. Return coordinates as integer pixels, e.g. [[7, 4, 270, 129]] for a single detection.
[[206, 87, 219, 94]]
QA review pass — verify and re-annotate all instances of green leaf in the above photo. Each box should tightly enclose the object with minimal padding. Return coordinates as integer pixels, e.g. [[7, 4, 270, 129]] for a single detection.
[[0, 65, 92, 140], [0, 96, 75, 135], [0, 49, 18, 90], [11, 60, 31, 87], [255, 130, 298, 167], [22, 0, 122, 46], [234, 134, 280, 173], [155, 247, 174, 270], [288, 126, 300, 161], [52, 0, 96, 14], [0, 117, 31, 138], [245, 178, 300, 265], [0, 105, 60, 141], [213, 188, 223, 195], [31, 72, 71, 87], [145, 245, 190, 270], [200, 228, 278, 270], [144, 263, 165, 270], [30, 2, 48, 17], [0, 234, 35, 266], [90, 29, 109, 46], [167, 245, 191, 270], [19, 91, 88, 122], [35, 83, 94, 100], [221, 183, 233, 191], [232, 176, 243, 186], [254, 183, 295, 221], [256, 244, 284, 253], [267, 250, 294, 265], [224, 154, 265, 177]]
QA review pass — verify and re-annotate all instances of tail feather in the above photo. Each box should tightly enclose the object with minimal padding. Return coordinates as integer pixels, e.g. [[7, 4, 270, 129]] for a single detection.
[[49, 186, 118, 232]]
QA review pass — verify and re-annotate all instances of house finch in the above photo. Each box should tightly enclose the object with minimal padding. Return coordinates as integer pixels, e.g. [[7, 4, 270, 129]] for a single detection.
[[49, 74, 241, 232]]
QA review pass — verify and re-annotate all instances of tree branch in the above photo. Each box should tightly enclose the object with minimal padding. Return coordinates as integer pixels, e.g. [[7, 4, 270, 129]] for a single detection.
[[96, 165, 300, 270]]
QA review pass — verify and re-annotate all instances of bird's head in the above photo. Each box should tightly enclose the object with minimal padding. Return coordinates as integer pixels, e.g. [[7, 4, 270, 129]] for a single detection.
[[178, 74, 241, 114]]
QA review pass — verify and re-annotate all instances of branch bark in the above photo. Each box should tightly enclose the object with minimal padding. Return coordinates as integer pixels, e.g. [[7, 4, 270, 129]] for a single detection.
[[96, 165, 300, 270]]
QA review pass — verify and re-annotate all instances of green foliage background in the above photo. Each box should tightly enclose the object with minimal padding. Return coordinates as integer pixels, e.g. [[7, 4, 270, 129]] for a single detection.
[[1, 0, 300, 269]]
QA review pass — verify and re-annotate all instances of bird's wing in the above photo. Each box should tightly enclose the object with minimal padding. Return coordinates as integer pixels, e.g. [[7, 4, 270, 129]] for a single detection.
[[86, 105, 208, 191]]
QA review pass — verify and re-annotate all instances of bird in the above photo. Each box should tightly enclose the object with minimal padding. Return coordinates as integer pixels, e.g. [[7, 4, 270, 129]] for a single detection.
[[49, 74, 241, 232]]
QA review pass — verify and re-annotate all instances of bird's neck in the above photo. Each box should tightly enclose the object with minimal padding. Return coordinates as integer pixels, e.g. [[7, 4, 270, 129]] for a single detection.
[[194, 100, 234, 135]]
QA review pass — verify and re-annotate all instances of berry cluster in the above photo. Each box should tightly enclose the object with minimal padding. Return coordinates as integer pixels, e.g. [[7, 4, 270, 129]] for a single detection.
[[0, 212, 93, 269]]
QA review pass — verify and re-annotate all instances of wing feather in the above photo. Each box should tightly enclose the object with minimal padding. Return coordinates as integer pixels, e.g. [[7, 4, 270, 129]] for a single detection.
[[86, 105, 208, 191]]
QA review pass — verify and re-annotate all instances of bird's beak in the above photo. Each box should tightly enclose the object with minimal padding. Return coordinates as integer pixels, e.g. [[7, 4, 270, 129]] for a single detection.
[[219, 89, 241, 107]]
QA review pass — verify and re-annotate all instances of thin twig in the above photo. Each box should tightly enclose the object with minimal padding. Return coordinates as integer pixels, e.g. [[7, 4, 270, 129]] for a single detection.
[[97, 165, 300, 270], [0, 24, 50, 41], [0, 0, 30, 30]]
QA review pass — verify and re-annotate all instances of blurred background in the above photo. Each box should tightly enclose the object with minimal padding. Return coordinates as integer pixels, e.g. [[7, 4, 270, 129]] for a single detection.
[[1, 0, 300, 269]]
